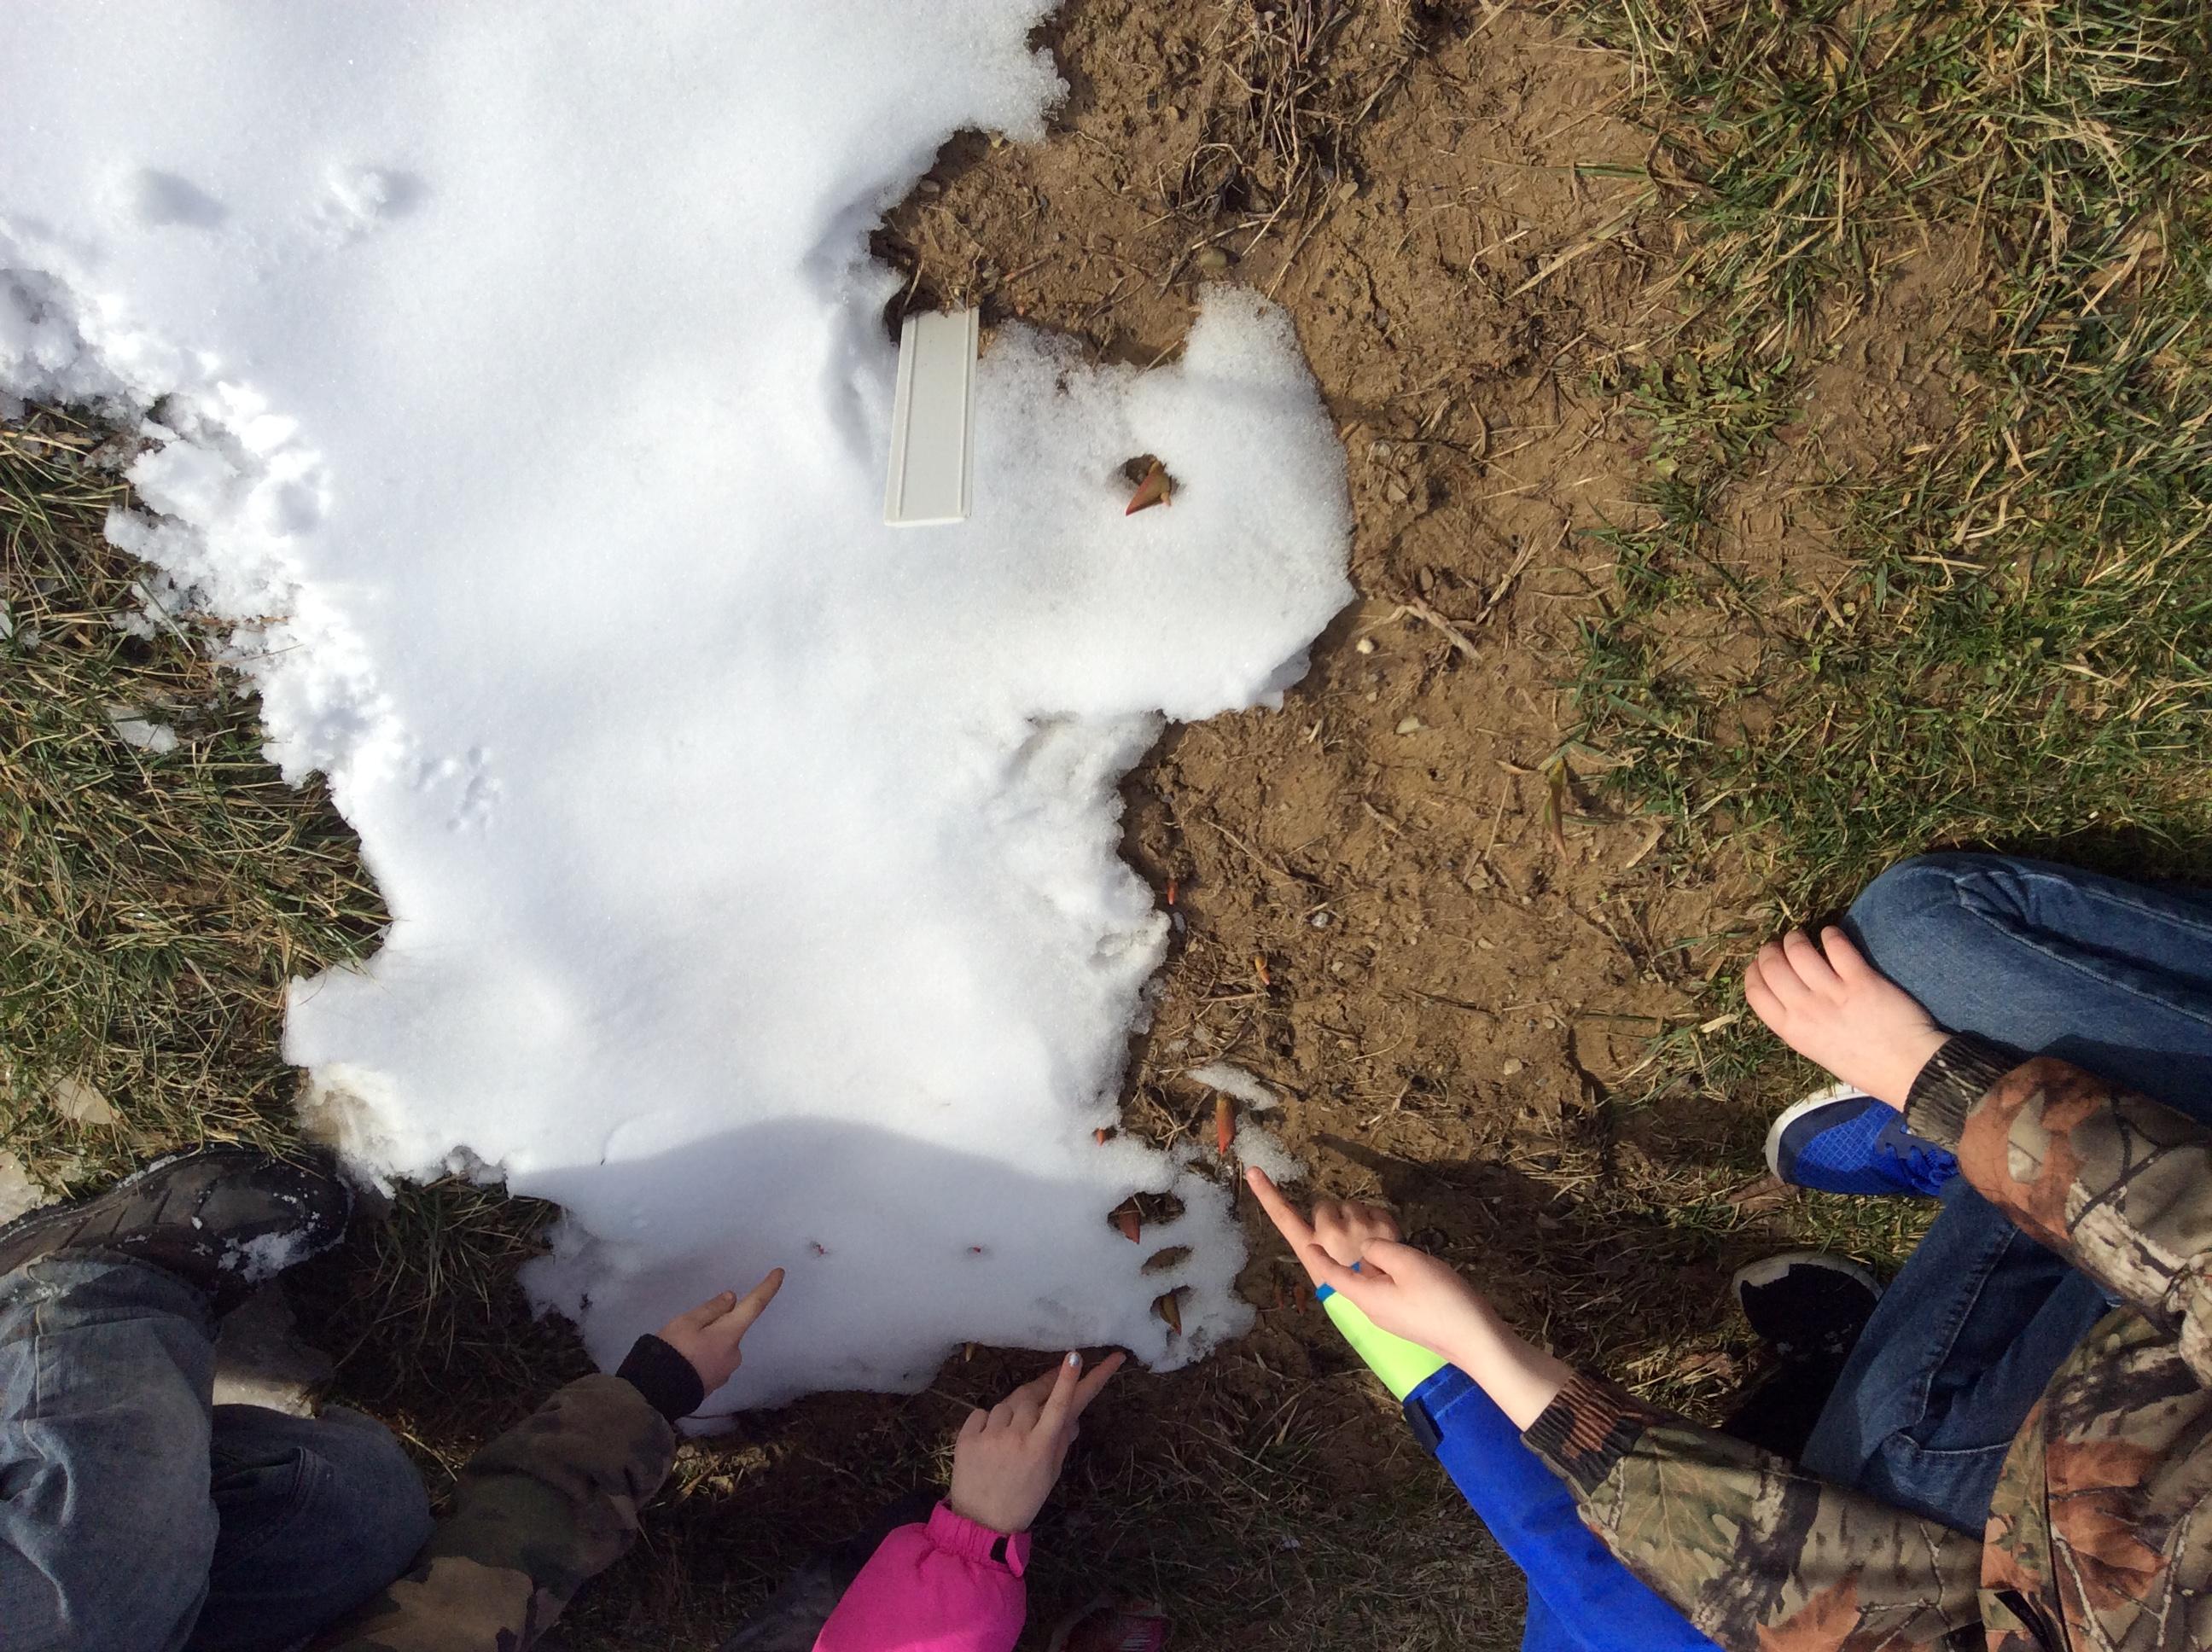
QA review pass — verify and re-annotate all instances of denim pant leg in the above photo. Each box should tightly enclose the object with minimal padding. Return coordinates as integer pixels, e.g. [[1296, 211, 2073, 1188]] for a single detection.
[[0, 1254, 223, 1652], [188, 1405, 433, 1652], [1802, 852, 2212, 1531]]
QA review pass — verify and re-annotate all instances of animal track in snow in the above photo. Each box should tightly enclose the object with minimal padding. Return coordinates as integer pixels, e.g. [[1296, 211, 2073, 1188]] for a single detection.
[[317, 166, 426, 245], [114, 168, 227, 230], [407, 745, 502, 833]]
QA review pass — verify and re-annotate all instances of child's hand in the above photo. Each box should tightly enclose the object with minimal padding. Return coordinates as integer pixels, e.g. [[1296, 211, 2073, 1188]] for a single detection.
[[1743, 926, 1949, 1108], [1298, 1232, 1501, 1369], [1247, 1166, 1400, 1278], [1247, 1169, 1572, 1427], [1248, 1168, 1487, 1359], [948, 1351, 1124, 1535], [655, 1270, 784, 1394]]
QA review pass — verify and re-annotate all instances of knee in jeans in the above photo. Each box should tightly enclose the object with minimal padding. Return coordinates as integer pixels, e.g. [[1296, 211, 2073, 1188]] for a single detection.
[[1848, 852, 2002, 957], [313, 1410, 434, 1570]]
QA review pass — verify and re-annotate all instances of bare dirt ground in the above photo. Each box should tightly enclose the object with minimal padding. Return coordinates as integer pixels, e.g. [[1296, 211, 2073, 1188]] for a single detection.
[[876, 0, 1962, 1382]]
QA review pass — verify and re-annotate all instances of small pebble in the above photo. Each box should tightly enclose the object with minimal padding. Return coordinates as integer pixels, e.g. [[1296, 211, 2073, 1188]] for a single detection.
[[1394, 716, 1423, 735], [1195, 247, 1231, 274], [1369, 439, 1394, 459], [1501, 1058, 1524, 1077], [1309, 911, 1331, 928], [917, 178, 942, 195], [1385, 480, 1410, 504], [1354, 637, 1376, 654]]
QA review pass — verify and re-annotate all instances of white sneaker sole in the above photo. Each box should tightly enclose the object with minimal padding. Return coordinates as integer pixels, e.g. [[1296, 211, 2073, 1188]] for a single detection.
[[1732, 1248, 1883, 1300], [1763, 1081, 1876, 1181]]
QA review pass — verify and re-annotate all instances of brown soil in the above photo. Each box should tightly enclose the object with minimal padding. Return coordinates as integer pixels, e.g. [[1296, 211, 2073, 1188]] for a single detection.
[[880, 1, 1764, 1352], [546, 3, 1976, 1646]]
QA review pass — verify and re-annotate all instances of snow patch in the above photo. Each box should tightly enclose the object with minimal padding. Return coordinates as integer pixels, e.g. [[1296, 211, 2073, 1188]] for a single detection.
[[1185, 1062, 1285, 1112], [218, 1228, 311, 1284], [0, 3, 1352, 1411], [108, 713, 180, 754], [1231, 1124, 1306, 1186]]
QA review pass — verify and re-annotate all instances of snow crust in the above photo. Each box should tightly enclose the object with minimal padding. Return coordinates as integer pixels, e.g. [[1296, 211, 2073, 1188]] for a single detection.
[[0, 3, 1352, 1410], [1187, 1062, 1286, 1112]]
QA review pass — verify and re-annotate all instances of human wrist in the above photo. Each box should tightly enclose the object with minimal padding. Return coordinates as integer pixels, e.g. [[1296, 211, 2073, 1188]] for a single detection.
[[946, 1497, 1025, 1536], [1872, 1026, 1952, 1109], [1436, 1294, 1516, 1376], [1441, 1300, 1571, 1429]]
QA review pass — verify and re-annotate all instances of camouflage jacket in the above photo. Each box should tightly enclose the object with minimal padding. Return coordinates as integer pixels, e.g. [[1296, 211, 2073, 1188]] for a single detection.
[[307, 1373, 678, 1652], [1525, 1037, 2212, 1652]]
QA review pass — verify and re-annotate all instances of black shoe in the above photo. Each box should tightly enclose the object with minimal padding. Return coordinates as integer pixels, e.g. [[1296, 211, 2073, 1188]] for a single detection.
[[0, 1145, 352, 1312], [1732, 1250, 1882, 1362], [1720, 1252, 1883, 1458]]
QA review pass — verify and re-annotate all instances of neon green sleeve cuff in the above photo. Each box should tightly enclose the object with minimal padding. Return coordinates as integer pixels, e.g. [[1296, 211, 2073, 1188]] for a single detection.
[[1319, 1287, 1447, 1400]]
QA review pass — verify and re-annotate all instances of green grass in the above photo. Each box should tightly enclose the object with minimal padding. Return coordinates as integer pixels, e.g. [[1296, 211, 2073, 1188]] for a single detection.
[[0, 412, 384, 1181], [0, 404, 573, 1504], [1560, 0, 2212, 1096]]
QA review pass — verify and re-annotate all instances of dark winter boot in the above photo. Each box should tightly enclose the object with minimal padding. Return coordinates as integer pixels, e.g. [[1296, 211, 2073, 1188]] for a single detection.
[[0, 1144, 352, 1312]]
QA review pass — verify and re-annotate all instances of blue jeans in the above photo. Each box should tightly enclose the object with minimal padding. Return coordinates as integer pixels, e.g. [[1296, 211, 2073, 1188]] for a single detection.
[[0, 1254, 433, 1652], [1802, 852, 2212, 1532]]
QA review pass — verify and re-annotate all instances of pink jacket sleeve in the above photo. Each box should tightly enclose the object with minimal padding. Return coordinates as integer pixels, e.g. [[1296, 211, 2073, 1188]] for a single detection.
[[812, 1501, 1029, 1652]]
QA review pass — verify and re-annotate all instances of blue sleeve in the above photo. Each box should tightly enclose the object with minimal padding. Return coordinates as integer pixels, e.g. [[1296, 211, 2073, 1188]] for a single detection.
[[1403, 1367, 1721, 1652]]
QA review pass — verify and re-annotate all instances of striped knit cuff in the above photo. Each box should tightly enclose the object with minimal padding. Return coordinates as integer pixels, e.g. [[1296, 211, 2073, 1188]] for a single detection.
[[1523, 1370, 1657, 1493], [1905, 1032, 2016, 1149]]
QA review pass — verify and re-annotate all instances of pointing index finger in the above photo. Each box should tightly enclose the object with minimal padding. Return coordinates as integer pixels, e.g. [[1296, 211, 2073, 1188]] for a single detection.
[[722, 1268, 785, 1338], [1038, 1351, 1085, 1434], [1069, 1350, 1125, 1418], [1245, 1166, 1316, 1252]]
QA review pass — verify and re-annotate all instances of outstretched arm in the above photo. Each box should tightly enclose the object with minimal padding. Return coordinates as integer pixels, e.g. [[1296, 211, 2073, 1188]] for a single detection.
[[1248, 1170, 1723, 1652], [1258, 1173, 1981, 1652], [311, 1271, 783, 1652], [817, 1351, 1121, 1652]]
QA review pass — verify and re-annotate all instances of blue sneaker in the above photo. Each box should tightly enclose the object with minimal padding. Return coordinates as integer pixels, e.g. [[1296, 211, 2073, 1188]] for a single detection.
[[1765, 1083, 1958, 1198]]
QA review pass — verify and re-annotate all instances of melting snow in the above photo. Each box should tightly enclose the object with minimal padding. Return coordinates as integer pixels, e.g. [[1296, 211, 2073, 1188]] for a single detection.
[[0, 3, 1349, 1411]]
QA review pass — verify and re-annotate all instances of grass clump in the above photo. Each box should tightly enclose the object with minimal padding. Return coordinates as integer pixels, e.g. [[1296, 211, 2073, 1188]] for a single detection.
[[0, 404, 563, 1467], [0, 412, 383, 1184], [1565, 0, 2212, 927]]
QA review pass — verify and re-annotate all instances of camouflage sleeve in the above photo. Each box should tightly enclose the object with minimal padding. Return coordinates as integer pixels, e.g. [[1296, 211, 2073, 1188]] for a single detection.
[[1524, 1373, 1984, 1651], [309, 1374, 678, 1652], [1907, 1035, 2212, 1387]]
